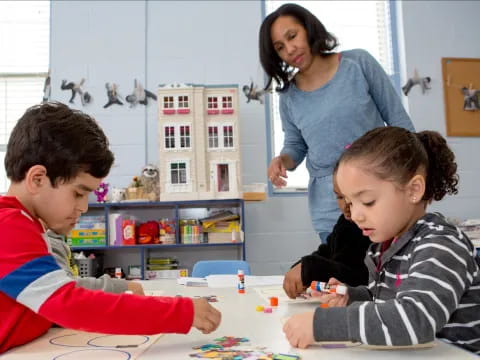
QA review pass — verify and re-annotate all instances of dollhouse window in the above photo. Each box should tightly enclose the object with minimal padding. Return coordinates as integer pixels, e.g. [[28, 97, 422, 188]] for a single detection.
[[177, 95, 190, 114], [208, 126, 219, 148], [163, 96, 175, 114], [170, 162, 187, 184], [207, 96, 219, 114], [221, 96, 234, 114], [223, 125, 233, 148], [164, 126, 175, 149], [178, 95, 189, 108], [163, 96, 174, 108], [180, 125, 191, 148]]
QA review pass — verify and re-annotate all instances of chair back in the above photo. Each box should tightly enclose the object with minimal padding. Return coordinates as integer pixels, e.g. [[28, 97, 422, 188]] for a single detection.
[[191, 260, 251, 278]]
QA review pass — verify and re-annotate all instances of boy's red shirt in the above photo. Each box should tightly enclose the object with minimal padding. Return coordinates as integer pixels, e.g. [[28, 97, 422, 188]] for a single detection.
[[0, 196, 194, 354]]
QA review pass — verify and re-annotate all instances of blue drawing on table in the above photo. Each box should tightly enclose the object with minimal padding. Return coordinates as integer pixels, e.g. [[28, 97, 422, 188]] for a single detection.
[[52, 348, 131, 360], [50, 333, 149, 348]]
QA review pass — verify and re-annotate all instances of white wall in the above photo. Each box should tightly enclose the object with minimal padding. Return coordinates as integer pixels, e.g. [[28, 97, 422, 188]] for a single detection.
[[50, 1, 480, 275], [398, 1, 480, 220]]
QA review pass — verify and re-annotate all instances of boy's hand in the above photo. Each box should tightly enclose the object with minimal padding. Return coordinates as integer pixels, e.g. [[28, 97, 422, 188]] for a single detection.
[[192, 298, 221, 334], [127, 281, 145, 296], [283, 263, 306, 299], [283, 312, 315, 348], [315, 277, 349, 307]]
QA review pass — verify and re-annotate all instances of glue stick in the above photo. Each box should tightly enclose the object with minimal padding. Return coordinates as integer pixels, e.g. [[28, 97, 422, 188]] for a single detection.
[[310, 281, 346, 295], [237, 269, 245, 294]]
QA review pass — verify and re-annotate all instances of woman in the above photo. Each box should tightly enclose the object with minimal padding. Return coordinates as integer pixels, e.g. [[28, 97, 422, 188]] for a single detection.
[[259, 3, 414, 242]]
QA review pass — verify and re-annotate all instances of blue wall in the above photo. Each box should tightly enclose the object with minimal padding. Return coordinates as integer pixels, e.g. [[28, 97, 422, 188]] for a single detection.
[[51, 1, 480, 274]]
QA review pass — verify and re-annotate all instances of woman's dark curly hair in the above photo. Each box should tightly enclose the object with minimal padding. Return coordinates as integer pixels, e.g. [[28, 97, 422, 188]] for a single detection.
[[259, 3, 338, 92], [335, 126, 458, 202]]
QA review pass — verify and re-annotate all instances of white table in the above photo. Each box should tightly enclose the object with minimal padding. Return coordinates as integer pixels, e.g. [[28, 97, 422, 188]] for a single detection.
[[140, 279, 477, 360], [2, 279, 476, 359]]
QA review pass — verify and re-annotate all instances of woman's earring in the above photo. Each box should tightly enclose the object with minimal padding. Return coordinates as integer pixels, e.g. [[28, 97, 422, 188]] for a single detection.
[[412, 196, 417, 203]]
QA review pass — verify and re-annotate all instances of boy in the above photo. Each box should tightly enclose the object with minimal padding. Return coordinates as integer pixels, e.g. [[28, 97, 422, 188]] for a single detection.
[[0, 102, 221, 354]]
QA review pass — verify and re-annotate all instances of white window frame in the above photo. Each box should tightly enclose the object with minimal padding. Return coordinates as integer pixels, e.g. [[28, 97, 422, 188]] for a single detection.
[[163, 123, 192, 151], [164, 125, 175, 149], [163, 96, 175, 109], [207, 125, 219, 149], [207, 122, 235, 151], [178, 95, 189, 109], [166, 159, 192, 193], [264, 0, 399, 194]]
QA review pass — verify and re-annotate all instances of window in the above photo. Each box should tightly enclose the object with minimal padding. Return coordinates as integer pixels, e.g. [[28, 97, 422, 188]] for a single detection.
[[164, 126, 175, 149], [170, 162, 187, 185], [163, 96, 175, 114], [179, 125, 191, 148], [265, 0, 396, 192], [221, 96, 233, 114], [178, 95, 189, 108], [208, 126, 219, 149], [177, 95, 190, 114], [223, 125, 233, 148], [0, 1, 50, 193], [207, 123, 234, 150], [164, 124, 192, 150], [207, 96, 219, 115]]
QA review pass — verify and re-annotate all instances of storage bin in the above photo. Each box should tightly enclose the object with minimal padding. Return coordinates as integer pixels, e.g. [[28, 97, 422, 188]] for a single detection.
[[75, 258, 99, 277]]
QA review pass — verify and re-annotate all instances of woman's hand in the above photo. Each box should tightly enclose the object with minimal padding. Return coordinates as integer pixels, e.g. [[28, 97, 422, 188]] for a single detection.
[[268, 155, 290, 187]]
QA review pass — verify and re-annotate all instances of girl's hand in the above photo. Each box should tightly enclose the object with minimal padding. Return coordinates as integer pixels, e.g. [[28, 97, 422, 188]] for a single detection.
[[283, 312, 315, 349], [315, 278, 349, 307]]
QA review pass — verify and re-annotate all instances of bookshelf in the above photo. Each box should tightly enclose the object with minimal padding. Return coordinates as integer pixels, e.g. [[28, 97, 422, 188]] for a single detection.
[[70, 199, 245, 280]]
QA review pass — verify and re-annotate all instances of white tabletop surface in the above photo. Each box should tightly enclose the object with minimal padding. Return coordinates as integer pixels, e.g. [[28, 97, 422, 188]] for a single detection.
[[2, 279, 477, 359], [139, 279, 477, 360]]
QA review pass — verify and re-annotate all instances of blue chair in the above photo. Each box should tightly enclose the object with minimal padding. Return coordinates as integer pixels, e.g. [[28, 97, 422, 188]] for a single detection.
[[191, 260, 251, 278]]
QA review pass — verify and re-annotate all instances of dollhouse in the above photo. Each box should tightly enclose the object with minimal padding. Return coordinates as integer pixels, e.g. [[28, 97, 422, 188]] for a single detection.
[[157, 83, 242, 201]]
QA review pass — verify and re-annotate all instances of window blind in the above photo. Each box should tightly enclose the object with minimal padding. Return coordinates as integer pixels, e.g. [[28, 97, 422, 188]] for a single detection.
[[0, 1, 50, 193]]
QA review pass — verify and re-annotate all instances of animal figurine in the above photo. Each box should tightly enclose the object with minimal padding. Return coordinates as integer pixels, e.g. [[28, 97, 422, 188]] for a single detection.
[[61, 78, 92, 105], [242, 81, 265, 104], [111, 187, 126, 202], [103, 83, 123, 108], [93, 182, 109, 203], [140, 164, 160, 201], [402, 69, 431, 96], [125, 79, 157, 107]]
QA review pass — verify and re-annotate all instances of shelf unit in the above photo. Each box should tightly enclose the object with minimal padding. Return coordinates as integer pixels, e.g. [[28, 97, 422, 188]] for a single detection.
[[71, 198, 245, 279]]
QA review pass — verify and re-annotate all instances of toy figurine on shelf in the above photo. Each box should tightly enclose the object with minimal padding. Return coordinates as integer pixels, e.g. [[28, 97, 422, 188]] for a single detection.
[[125, 79, 158, 107], [140, 164, 160, 201], [93, 182, 109, 203], [137, 221, 160, 244]]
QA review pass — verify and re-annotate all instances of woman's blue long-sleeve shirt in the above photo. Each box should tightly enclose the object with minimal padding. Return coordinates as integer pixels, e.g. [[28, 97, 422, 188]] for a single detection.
[[279, 49, 414, 234]]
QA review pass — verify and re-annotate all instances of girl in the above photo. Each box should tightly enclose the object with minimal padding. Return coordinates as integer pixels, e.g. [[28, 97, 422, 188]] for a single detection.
[[283, 127, 480, 353], [259, 3, 414, 242]]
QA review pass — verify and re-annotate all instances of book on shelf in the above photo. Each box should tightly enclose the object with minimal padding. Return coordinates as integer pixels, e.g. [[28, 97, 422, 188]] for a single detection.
[[199, 210, 240, 229]]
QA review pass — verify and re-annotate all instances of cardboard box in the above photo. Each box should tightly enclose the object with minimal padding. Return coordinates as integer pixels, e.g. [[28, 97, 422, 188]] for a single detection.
[[207, 232, 241, 243]]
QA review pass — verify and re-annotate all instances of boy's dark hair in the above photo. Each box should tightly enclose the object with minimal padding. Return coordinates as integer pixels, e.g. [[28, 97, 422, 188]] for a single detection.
[[5, 102, 114, 186], [336, 126, 458, 202], [259, 3, 338, 92]]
